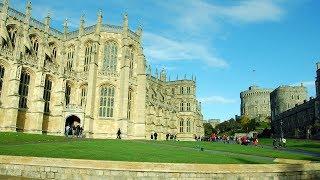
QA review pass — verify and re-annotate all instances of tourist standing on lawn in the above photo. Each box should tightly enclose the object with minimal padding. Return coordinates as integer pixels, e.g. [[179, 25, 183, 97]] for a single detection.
[[154, 132, 158, 140], [65, 125, 70, 137], [117, 128, 121, 139]]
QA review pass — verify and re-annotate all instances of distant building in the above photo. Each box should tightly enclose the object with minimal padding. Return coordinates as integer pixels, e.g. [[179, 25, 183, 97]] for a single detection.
[[204, 119, 220, 128], [240, 85, 272, 122], [271, 63, 320, 139]]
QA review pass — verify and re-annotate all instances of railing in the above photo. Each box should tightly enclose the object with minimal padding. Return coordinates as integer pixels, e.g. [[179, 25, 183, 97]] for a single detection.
[[44, 60, 59, 73], [8, 7, 26, 21], [84, 25, 96, 35]]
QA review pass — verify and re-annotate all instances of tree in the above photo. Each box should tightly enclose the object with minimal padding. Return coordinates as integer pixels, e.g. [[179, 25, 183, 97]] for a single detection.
[[240, 116, 250, 132], [203, 123, 216, 137]]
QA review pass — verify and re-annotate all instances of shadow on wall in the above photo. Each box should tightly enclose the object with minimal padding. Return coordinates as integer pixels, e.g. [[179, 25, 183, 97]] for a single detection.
[[16, 111, 26, 132]]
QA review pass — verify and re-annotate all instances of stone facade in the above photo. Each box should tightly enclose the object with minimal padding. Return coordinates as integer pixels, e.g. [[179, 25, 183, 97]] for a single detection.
[[271, 63, 320, 139], [0, 1, 203, 140], [240, 85, 272, 122]]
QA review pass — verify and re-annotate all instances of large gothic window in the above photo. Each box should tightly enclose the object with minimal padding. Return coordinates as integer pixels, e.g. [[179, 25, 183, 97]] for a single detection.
[[180, 102, 184, 112], [84, 43, 93, 72], [186, 119, 191, 133], [179, 120, 184, 133], [187, 87, 191, 94], [80, 86, 87, 107], [99, 85, 115, 118], [128, 46, 134, 77], [186, 102, 191, 111], [43, 77, 52, 113], [65, 82, 71, 105], [0, 65, 4, 98], [127, 88, 133, 119], [180, 87, 184, 94], [67, 47, 74, 71], [18, 71, 30, 109], [103, 42, 117, 73]]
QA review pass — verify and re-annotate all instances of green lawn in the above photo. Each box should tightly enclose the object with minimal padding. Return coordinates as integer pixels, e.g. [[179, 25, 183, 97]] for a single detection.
[[0, 132, 319, 164], [259, 138, 320, 154]]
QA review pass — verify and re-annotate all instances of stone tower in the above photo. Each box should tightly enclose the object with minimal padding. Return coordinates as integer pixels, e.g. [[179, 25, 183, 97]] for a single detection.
[[270, 85, 308, 119], [315, 63, 320, 97], [240, 85, 272, 121]]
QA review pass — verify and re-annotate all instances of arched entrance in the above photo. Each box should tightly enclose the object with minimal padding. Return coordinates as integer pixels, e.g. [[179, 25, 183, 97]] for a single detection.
[[65, 115, 81, 136]]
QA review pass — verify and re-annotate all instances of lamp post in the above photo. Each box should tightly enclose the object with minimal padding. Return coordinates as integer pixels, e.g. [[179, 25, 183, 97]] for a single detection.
[[280, 120, 283, 139]]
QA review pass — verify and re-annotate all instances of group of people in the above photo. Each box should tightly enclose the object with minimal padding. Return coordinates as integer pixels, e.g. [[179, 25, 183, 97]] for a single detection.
[[236, 136, 259, 146], [65, 124, 83, 138], [150, 132, 177, 140], [209, 133, 230, 143]]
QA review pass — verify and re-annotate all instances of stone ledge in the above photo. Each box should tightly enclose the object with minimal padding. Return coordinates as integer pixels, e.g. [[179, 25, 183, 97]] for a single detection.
[[0, 155, 319, 174]]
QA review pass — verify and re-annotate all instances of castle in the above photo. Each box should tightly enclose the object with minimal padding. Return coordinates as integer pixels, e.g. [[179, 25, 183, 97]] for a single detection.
[[0, 0, 204, 140]]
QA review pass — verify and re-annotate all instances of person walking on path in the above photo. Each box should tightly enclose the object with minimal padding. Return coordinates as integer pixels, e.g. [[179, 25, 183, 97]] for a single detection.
[[117, 128, 122, 139]]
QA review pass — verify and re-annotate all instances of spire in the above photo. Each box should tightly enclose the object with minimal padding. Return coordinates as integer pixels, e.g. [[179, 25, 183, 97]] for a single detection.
[[176, 75, 178, 80], [147, 65, 151, 75], [123, 13, 128, 31], [63, 19, 69, 38], [24, 0, 32, 23], [160, 68, 167, 82], [79, 14, 85, 37], [184, 74, 187, 79], [155, 68, 158, 79], [136, 22, 142, 43], [96, 10, 103, 34], [44, 12, 51, 34]]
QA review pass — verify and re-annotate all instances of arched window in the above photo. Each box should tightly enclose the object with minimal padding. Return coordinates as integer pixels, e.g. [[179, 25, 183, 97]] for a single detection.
[[43, 77, 52, 113], [65, 82, 71, 105], [186, 102, 191, 111], [84, 43, 93, 72], [171, 88, 175, 95], [180, 102, 184, 112], [99, 85, 115, 118], [52, 47, 57, 59], [0, 65, 4, 98], [30, 36, 39, 55], [127, 88, 133, 119], [179, 120, 184, 133], [186, 119, 191, 132], [80, 86, 87, 107], [67, 47, 74, 71], [103, 41, 117, 73], [18, 71, 30, 109]]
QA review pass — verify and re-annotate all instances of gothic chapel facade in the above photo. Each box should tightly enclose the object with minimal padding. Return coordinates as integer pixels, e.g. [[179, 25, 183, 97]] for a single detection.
[[0, 0, 204, 140]]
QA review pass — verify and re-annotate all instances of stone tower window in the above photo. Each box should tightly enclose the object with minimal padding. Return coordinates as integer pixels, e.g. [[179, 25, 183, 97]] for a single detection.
[[179, 120, 184, 133], [128, 46, 134, 78], [65, 82, 71, 106], [187, 87, 191, 94], [186, 102, 191, 111], [0, 65, 4, 98], [18, 71, 30, 109], [84, 43, 93, 72], [99, 85, 115, 118], [180, 87, 184, 94], [180, 102, 184, 112], [43, 77, 52, 113], [103, 41, 117, 73], [80, 86, 87, 107], [171, 88, 175, 95]]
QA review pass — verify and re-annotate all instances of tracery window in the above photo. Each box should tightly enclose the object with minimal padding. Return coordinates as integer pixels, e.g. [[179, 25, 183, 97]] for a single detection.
[[99, 85, 115, 118], [65, 82, 71, 105], [18, 71, 30, 109], [103, 41, 117, 73], [127, 88, 133, 119], [80, 86, 87, 107], [67, 47, 74, 71], [186, 119, 191, 133], [128, 46, 134, 77], [43, 77, 52, 113], [179, 120, 184, 133], [0, 65, 4, 98], [84, 43, 93, 72]]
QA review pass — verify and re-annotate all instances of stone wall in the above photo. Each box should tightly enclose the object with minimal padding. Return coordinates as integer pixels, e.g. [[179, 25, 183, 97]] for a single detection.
[[0, 155, 320, 179]]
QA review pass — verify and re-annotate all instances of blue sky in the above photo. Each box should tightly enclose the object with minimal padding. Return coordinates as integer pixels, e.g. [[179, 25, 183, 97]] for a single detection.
[[8, 0, 320, 121]]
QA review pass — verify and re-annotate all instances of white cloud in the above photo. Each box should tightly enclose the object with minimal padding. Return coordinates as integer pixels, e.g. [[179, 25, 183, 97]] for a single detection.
[[173, 0, 285, 32], [199, 96, 237, 104], [143, 32, 228, 68]]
